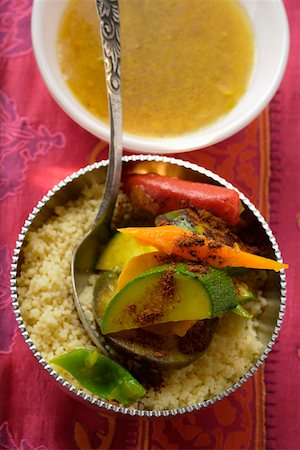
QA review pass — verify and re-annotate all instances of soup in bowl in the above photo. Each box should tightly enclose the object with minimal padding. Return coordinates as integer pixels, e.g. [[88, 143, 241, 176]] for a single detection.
[[31, 0, 289, 153]]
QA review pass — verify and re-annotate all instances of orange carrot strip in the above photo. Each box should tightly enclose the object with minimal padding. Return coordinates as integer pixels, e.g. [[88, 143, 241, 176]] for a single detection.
[[117, 225, 288, 272], [117, 251, 164, 291]]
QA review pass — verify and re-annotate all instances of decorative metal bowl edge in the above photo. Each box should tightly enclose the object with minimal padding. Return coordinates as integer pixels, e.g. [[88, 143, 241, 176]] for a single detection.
[[10, 154, 287, 418]]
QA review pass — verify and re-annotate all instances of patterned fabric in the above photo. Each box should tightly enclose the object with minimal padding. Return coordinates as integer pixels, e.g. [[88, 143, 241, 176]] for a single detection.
[[1, 1, 299, 449]]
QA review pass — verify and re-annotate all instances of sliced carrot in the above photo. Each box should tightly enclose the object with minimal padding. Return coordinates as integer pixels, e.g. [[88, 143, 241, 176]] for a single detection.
[[117, 251, 165, 291], [117, 251, 197, 337], [117, 225, 288, 272]]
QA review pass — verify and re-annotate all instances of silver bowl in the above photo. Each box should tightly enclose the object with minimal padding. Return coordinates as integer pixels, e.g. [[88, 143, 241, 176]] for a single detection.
[[10, 154, 286, 417]]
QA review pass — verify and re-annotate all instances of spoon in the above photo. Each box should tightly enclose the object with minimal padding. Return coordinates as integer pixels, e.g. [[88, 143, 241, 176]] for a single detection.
[[72, 0, 122, 354], [69, 2, 199, 369], [70, 2, 225, 370]]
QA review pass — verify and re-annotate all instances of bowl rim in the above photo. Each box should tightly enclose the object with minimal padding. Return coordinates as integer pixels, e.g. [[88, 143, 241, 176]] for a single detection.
[[31, 0, 290, 153], [10, 154, 287, 417]]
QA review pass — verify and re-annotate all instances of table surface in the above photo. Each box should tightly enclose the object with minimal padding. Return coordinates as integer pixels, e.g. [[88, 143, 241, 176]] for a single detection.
[[1, 1, 299, 449]]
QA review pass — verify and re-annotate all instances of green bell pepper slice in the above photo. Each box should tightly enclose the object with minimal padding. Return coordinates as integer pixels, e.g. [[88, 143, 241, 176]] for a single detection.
[[50, 349, 146, 405]]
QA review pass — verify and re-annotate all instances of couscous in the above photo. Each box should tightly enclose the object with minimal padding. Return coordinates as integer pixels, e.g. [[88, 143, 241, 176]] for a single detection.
[[18, 181, 269, 410]]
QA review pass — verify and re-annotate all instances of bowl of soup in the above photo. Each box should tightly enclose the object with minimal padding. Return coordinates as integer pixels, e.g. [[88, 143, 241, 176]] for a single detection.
[[12, 155, 287, 415], [31, 0, 289, 153]]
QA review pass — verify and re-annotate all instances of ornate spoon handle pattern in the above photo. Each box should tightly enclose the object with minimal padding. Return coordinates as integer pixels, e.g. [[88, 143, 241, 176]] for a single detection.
[[96, 0, 121, 95], [94, 0, 122, 225]]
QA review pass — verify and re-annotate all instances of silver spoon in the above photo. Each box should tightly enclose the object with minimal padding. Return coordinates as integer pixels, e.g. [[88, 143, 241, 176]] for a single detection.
[[72, 0, 122, 354]]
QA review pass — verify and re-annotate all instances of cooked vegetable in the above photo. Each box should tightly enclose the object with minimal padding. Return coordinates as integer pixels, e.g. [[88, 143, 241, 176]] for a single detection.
[[116, 251, 166, 291], [95, 232, 155, 271], [155, 209, 201, 232], [99, 263, 238, 335], [117, 252, 255, 326], [123, 173, 242, 226], [143, 320, 197, 337], [235, 281, 255, 304], [90, 180, 287, 373], [155, 208, 245, 249], [117, 252, 255, 300], [117, 225, 288, 272], [94, 271, 119, 318], [50, 349, 146, 405], [232, 303, 253, 319], [93, 271, 215, 368]]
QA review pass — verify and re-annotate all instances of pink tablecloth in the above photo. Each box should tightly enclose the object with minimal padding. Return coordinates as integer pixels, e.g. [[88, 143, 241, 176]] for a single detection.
[[1, 1, 299, 449]]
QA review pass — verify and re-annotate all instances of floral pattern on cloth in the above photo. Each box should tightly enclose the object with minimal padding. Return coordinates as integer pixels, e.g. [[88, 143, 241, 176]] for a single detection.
[[0, 422, 47, 450], [0, 0, 32, 58], [0, 91, 65, 200]]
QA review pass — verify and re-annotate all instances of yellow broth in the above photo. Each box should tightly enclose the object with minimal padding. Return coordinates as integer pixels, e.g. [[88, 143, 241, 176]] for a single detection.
[[57, 0, 254, 137]]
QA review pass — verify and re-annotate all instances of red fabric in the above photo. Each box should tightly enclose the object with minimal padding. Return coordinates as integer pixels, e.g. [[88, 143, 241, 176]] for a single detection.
[[1, 1, 299, 449]]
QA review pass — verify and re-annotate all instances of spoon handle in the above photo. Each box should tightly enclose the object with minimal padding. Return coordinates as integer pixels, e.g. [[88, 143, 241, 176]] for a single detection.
[[95, 0, 122, 225]]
